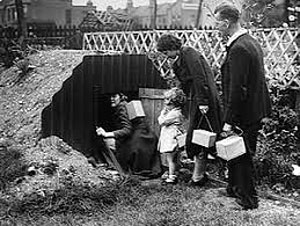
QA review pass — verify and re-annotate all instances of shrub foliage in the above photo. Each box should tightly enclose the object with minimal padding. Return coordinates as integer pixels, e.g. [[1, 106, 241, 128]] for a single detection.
[[255, 86, 300, 190]]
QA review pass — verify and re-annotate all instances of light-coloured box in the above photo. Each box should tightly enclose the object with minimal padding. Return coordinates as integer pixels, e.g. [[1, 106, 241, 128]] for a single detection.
[[192, 129, 216, 148], [216, 136, 246, 161], [177, 133, 187, 148], [125, 100, 146, 120]]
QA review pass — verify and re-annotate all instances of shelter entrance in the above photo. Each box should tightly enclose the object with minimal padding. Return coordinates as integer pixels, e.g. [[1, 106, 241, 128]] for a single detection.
[[41, 54, 167, 157]]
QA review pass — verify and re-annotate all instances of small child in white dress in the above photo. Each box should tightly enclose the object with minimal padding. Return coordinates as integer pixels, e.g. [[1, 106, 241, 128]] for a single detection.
[[158, 87, 186, 184]]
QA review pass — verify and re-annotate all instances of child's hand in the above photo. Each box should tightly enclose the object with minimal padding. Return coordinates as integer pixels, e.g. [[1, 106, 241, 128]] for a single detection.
[[199, 105, 209, 114]]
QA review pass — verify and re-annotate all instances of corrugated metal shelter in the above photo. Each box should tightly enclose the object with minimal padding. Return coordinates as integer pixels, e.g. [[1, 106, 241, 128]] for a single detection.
[[41, 54, 167, 157]]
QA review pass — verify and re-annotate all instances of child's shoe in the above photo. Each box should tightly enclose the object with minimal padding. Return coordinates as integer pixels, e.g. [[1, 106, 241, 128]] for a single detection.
[[161, 171, 169, 180], [165, 175, 178, 184]]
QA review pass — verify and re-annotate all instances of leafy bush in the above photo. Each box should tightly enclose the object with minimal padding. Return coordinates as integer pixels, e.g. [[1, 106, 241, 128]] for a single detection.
[[14, 57, 30, 78], [0, 38, 24, 67], [255, 87, 300, 189], [0, 37, 36, 74]]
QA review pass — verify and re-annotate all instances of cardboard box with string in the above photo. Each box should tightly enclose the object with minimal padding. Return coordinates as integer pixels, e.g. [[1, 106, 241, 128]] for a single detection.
[[191, 113, 218, 162], [191, 114, 246, 161], [125, 100, 146, 120], [215, 126, 246, 161], [192, 113, 217, 149]]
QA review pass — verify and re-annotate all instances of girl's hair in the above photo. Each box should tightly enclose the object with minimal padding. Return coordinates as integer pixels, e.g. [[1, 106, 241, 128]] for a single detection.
[[118, 92, 128, 101], [164, 87, 186, 108], [156, 34, 182, 52]]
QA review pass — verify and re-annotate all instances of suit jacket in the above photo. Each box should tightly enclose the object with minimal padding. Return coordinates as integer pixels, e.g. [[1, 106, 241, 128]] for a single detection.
[[221, 33, 271, 126]]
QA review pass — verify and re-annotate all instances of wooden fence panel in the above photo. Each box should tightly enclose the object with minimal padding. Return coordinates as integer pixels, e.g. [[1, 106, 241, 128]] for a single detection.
[[139, 88, 166, 136]]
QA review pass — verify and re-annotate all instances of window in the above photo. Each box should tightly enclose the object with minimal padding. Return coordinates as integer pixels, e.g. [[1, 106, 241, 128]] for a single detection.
[[65, 9, 72, 25], [6, 7, 17, 22], [24, 5, 28, 16], [13, 8, 17, 21]]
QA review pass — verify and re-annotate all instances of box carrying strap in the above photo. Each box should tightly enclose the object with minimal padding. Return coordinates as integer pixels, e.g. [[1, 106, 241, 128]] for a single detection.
[[234, 126, 244, 136], [196, 113, 213, 132]]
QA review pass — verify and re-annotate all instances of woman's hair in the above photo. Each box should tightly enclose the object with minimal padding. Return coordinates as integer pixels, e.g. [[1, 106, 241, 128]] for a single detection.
[[214, 3, 241, 23], [156, 34, 182, 52], [164, 87, 186, 108], [112, 92, 128, 102]]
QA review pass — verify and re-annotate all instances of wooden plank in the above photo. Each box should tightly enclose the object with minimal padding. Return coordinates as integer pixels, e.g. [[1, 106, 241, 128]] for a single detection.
[[153, 88, 165, 136], [139, 88, 167, 136], [139, 88, 155, 133]]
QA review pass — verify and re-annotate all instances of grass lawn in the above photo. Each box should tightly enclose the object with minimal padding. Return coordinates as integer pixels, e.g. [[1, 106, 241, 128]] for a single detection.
[[1, 176, 299, 226]]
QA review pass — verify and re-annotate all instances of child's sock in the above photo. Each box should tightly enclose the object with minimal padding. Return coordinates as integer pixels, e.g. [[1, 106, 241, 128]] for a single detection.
[[165, 174, 177, 184]]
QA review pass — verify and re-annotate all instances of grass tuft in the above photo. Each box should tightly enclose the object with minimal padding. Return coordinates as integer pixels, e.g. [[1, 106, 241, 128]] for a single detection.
[[0, 147, 28, 190]]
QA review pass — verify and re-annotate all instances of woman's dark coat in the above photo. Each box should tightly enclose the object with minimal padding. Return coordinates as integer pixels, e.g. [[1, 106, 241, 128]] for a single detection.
[[111, 101, 133, 150], [111, 102, 161, 178], [173, 46, 222, 159], [118, 117, 162, 178]]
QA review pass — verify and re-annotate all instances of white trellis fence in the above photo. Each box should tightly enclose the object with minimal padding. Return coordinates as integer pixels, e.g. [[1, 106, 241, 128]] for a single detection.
[[83, 28, 300, 89]]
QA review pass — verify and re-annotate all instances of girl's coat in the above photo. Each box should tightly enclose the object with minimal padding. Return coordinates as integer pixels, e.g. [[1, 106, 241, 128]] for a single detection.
[[157, 107, 184, 153]]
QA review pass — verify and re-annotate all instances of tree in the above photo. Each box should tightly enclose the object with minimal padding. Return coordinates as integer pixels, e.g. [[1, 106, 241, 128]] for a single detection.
[[195, 0, 204, 28], [286, 0, 300, 27], [15, 0, 27, 37], [150, 0, 157, 29], [242, 0, 286, 28]]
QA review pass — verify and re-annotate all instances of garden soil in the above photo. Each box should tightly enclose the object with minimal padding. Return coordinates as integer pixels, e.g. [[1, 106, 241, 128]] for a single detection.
[[0, 50, 120, 199]]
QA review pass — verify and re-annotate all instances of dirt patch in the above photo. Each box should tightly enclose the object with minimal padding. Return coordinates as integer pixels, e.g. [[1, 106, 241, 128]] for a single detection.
[[0, 50, 120, 199]]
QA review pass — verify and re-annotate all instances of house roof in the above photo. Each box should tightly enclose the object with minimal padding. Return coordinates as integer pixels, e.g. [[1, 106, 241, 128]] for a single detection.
[[134, 3, 174, 17], [131, 6, 151, 17], [79, 10, 134, 31], [157, 3, 173, 15]]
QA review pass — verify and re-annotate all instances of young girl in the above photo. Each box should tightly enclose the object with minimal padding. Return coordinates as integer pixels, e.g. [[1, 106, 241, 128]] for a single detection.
[[157, 87, 186, 184]]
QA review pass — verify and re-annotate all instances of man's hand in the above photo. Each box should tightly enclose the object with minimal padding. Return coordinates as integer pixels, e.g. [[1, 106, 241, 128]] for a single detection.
[[220, 123, 234, 138], [199, 105, 209, 114], [222, 123, 232, 132]]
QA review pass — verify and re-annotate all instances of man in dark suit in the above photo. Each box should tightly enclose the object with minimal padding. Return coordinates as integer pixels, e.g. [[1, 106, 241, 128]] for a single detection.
[[214, 3, 272, 210]]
